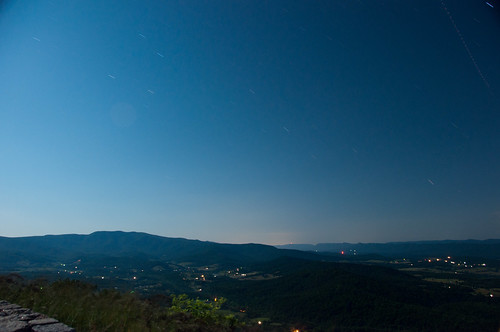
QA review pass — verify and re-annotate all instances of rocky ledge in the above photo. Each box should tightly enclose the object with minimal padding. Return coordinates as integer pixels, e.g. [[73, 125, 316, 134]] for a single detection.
[[0, 300, 75, 332]]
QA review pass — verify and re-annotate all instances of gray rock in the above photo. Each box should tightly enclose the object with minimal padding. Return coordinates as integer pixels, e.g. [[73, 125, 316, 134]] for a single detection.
[[32, 323, 75, 332], [0, 319, 29, 332], [0, 304, 21, 310], [19, 313, 41, 321], [0, 300, 74, 332], [29, 318, 59, 326]]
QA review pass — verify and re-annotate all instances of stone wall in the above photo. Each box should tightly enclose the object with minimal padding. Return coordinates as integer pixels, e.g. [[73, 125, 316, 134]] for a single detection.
[[0, 300, 75, 332]]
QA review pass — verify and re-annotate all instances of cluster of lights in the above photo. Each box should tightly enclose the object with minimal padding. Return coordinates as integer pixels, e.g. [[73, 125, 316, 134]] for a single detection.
[[423, 257, 486, 268]]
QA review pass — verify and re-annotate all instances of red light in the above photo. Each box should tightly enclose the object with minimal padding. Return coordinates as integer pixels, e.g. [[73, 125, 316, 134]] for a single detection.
[[341, 251, 344, 255]]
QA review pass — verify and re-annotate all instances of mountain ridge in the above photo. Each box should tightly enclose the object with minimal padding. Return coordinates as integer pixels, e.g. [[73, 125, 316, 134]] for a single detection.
[[0, 231, 321, 269], [2, 231, 500, 271]]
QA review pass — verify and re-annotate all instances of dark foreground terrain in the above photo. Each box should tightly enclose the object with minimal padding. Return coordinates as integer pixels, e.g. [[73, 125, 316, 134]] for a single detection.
[[1, 231, 499, 331]]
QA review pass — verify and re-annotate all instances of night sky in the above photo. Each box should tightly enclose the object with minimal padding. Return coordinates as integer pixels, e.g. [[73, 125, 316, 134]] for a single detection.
[[1, 0, 499, 244]]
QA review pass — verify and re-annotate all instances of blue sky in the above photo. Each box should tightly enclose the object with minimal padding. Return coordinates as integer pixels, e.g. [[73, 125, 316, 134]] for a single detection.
[[1, 0, 499, 244]]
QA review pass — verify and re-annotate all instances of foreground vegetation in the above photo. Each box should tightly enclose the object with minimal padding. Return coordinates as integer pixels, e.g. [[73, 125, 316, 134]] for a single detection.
[[0, 274, 243, 332]]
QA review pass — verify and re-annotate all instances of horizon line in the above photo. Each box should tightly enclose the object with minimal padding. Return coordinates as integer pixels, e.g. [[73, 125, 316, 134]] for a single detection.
[[1, 230, 499, 247]]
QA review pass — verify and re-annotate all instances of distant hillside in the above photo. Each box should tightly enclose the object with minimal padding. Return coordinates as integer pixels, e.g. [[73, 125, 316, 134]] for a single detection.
[[276, 239, 500, 259], [0, 231, 320, 270]]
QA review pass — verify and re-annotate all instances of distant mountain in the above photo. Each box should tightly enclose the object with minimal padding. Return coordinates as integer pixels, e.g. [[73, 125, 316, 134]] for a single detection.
[[0, 231, 320, 271], [276, 239, 500, 259]]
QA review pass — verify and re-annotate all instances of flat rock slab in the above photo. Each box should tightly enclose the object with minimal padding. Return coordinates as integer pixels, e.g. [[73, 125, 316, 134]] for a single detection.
[[0, 303, 22, 310], [0, 300, 75, 332], [29, 318, 59, 325], [32, 323, 75, 332], [0, 319, 29, 332]]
